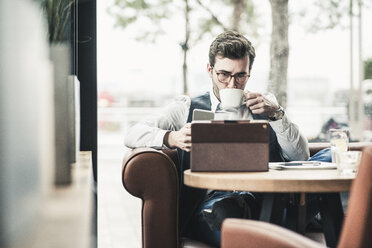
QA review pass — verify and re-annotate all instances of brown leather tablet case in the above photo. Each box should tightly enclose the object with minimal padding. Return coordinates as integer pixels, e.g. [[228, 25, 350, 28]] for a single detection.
[[190, 120, 269, 172]]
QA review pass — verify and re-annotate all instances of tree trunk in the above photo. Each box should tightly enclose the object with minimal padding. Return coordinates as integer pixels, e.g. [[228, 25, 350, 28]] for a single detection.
[[231, 0, 245, 32], [268, 0, 289, 108], [182, 47, 188, 94], [182, 0, 190, 94]]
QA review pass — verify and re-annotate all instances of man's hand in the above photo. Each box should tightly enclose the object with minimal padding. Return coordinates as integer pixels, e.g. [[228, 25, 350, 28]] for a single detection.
[[167, 123, 192, 152], [244, 91, 279, 118]]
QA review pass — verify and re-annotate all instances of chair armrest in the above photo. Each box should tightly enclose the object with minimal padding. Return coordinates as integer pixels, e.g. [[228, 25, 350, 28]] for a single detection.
[[122, 147, 179, 248], [309, 142, 372, 156], [308, 143, 331, 157], [221, 218, 322, 248]]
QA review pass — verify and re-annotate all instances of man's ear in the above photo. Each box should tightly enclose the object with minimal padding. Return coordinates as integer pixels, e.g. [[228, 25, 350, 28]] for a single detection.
[[207, 64, 213, 78]]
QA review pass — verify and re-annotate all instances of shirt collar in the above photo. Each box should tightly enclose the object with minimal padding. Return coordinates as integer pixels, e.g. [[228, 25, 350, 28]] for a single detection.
[[209, 87, 220, 112]]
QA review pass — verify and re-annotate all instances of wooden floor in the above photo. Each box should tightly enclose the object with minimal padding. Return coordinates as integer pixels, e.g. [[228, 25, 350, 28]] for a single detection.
[[98, 133, 142, 248]]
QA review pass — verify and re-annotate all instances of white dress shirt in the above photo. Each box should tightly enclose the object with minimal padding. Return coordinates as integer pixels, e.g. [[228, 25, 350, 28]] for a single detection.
[[125, 89, 310, 161]]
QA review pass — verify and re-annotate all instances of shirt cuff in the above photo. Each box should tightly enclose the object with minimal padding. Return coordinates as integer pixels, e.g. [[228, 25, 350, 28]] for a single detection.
[[152, 129, 169, 148], [161, 130, 173, 149], [268, 114, 291, 133]]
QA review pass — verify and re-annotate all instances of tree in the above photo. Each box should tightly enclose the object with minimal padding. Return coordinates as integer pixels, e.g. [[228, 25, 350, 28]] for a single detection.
[[109, 0, 173, 39], [365, 58, 372, 80], [300, 0, 369, 140], [109, 0, 260, 94], [269, 0, 371, 108], [268, 0, 288, 108], [267, 0, 361, 108], [110, 0, 370, 108]]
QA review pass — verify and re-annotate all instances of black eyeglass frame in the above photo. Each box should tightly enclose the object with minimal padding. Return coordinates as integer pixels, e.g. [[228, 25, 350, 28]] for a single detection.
[[211, 66, 250, 85]]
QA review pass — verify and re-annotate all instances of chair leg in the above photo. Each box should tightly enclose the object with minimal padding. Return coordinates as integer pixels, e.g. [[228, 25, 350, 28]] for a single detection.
[[297, 192, 307, 234]]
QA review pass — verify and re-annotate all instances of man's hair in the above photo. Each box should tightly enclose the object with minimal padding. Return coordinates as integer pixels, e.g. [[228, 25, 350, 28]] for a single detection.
[[209, 30, 256, 71]]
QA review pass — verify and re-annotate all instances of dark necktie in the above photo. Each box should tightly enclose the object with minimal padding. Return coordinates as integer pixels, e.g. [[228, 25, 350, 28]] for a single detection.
[[216, 103, 222, 112]]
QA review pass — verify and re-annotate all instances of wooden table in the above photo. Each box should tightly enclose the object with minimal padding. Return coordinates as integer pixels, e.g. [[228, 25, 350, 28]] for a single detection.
[[184, 168, 355, 247], [184, 168, 354, 192]]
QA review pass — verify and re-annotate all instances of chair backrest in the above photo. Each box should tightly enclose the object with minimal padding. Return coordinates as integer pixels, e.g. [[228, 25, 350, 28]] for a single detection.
[[338, 146, 372, 248]]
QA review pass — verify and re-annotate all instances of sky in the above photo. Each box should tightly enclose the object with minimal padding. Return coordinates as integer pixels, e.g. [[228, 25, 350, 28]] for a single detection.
[[97, 0, 372, 98]]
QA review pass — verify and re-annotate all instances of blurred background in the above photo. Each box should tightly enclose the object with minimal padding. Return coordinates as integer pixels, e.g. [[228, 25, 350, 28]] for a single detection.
[[1, 0, 96, 247], [2, 0, 371, 248], [97, 0, 372, 247], [3, 0, 371, 247]]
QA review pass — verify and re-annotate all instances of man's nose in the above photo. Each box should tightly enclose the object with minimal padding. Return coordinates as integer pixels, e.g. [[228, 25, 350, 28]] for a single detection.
[[227, 76, 237, 88]]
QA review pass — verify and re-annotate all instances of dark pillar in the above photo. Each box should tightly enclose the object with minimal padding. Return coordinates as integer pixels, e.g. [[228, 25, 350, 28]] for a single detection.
[[77, 0, 97, 182]]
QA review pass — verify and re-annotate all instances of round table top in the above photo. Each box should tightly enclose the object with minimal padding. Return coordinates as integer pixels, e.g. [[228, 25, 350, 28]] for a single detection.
[[184, 168, 355, 193]]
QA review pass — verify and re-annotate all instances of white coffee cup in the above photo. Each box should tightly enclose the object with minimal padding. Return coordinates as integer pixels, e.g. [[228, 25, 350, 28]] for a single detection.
[[219, 88, 244, 109]]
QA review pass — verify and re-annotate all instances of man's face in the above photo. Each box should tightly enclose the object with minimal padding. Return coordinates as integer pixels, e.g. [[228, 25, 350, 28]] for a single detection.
[[207, 56, 250, 101]]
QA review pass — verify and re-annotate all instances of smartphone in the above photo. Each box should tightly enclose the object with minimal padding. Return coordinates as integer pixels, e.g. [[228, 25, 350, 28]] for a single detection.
[[280, 161, 321, 166], [192, 109, 215, 121]]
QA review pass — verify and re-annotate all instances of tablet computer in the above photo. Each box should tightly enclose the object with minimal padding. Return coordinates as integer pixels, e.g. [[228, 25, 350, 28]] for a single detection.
[[191, 120, 269, 172], [192, 109, 215, 121]]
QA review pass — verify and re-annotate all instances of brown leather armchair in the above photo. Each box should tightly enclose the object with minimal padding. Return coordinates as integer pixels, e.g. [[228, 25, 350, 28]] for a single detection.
[[221, 146, 372, 248], [122, 142, 371, 248]]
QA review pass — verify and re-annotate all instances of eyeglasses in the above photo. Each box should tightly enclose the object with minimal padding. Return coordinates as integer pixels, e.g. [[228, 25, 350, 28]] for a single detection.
[[212, 67, 250, 85]]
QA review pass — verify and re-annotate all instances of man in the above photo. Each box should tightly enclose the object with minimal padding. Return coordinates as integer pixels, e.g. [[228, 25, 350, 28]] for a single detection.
[[125, 30, 309, 246]]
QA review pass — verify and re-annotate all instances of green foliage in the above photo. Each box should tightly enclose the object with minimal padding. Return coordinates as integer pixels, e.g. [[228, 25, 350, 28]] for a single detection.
[[134, 29, 166, 43], [299, 0, 371, 33], [36, 0, 74, 43], [365, 58, 372, 79], [109, 0, 174, 42], [109, 0, 261, 45], [240, 0, 262, 37], [198, 18, 222, 35], [298, 0, 348, 32], [113, 0, 172, 25], [194, 0, 261, 42]]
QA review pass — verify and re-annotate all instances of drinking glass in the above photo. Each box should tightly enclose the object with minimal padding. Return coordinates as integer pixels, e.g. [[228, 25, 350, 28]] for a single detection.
[[329, 129, 349, 163], [335, 151, 362, 176]]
